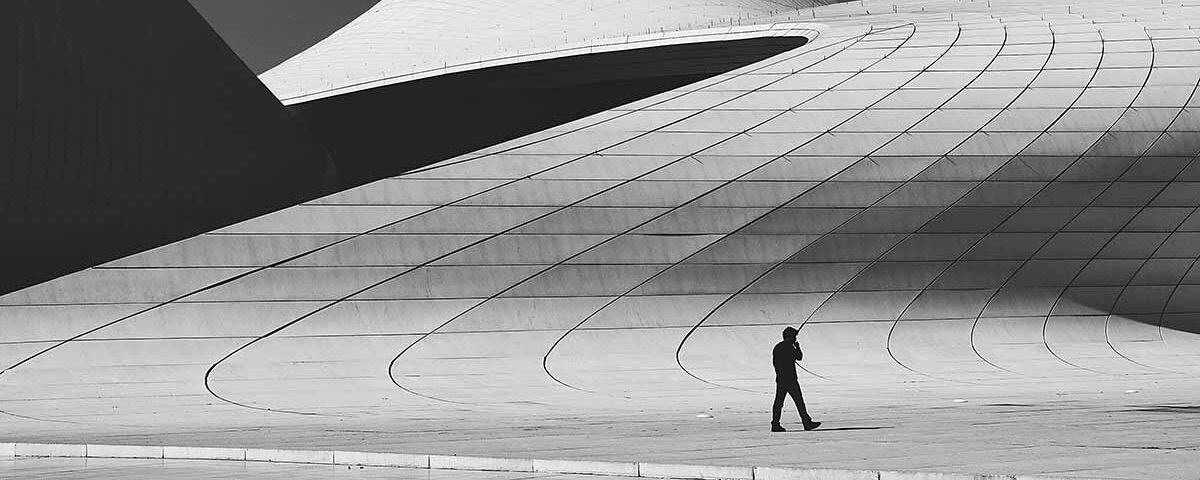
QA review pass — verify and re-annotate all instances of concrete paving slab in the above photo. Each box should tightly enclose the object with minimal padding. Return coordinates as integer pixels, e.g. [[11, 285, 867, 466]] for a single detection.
[[0, 456, 665, 480], [755, 467, 880, 480], [533, 458, 639, 476], [162, 446, 245, 461], [878, 472, 1014, 480], [14, 444, 87, 458], [245, 448, 335, 464], [335, 450, 430, 468], [85, 444, 163, 459], [639, 462, 754, 480], [431, 455, 535, 472]]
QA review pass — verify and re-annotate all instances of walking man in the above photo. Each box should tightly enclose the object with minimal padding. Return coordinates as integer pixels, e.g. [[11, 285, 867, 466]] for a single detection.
[[771, 326, 820, 432]]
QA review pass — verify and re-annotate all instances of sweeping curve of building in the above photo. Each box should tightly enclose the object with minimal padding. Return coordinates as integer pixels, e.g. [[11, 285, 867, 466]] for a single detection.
[[4, 0, 1200, 478], [260, 0, 842, 101]]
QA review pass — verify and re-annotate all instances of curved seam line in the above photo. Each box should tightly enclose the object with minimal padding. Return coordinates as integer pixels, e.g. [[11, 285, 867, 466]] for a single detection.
[[1116, 37, 1200, 373], [205, 25, 911, 413], [0, 25, 862, 385], [1029, 27, 1173, 376], [664, 22, 986, 391], [950, 22, 1154, 377], [395, 29, 851, 177], [538, 22, 923, 393], [0, 26, 885, 421], [535, 25, 915, 396], [386, 25, 895, 401], [672, 21, 1014, 389], [1093, 34, 1200, 375]]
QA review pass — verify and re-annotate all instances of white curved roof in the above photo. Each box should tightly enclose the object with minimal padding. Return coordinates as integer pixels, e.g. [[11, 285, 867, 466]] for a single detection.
[[260, 0, 839, 101]]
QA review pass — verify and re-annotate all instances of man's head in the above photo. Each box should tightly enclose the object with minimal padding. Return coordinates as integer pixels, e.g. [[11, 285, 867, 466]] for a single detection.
[[782, 326, 798, 342]]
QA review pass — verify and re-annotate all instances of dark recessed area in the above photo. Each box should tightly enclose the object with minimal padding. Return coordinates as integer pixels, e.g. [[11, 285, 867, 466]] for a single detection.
[[290, 36, 809, 190]]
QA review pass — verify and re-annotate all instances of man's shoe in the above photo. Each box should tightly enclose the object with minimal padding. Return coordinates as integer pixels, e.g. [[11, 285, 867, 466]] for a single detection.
[[803, 421, 821, 431], [771, 423, 787, 432]]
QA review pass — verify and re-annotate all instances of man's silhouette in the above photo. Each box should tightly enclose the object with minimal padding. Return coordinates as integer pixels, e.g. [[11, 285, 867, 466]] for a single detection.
[[771, 326, 820, 432]]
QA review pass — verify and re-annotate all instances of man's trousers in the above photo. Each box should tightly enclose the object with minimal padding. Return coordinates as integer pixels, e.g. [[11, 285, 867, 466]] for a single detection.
[[771, 379, 813, 425]]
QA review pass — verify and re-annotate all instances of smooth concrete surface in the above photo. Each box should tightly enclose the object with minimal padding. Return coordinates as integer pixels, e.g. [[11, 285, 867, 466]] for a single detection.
[[335, 451, 429, 469], [429, 455, 534, 472], [0, 442, 1125, 480], [84, 444, 163, 459], [640, 462, 755, 480], [754, 467, 880, 480], [163, 446, 246, 462], [0, 456, 648, 480], [246, 448, 335, 465], [6, 1, 1200, 480], [533, 458, 640, 477], [13, 444, 86, 459]]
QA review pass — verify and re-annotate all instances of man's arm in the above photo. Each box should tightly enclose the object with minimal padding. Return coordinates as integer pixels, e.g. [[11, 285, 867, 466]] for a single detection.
[[793, 342, 803, 362]]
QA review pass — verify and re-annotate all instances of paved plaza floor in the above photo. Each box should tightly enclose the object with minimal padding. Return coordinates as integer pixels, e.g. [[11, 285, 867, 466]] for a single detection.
[[0, 456, 641, 480], [5, 379, 1200, 479]]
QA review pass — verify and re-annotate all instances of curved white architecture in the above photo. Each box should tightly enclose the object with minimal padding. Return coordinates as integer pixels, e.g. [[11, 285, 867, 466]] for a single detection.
[[4, 1, 1200, 478], [260, 0, 838, 101]]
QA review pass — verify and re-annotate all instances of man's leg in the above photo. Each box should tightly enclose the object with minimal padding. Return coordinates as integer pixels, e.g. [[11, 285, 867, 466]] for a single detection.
[[785, 381, 813, 425], [771, 382, 787, 426]]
